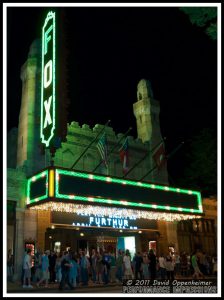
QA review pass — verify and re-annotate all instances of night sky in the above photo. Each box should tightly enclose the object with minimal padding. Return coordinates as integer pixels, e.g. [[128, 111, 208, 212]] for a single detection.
[[6, 5, 217, 183]]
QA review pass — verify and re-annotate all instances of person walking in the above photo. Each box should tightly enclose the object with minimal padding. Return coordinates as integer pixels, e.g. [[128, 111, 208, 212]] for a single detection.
[[48, 250, 57, 283], [123, 249, 133, 280], [80, 251, 90, 286], [180, 252, 188, 277], [174, 252, 181, 277], [133, 252, 143, 280], [165, 253, 175, 281], [148, 249, 157, 280], [90, 249, 97, 284], [115, 250, 124, 283], [36, 250, 50, 288], [109, 252, 116, 283], [96, 251, 104, 284], [212, 255, 217, 275], [22, 248, 33, 288], [34, 248, 42, 283], [142, 252, 150, 279], [69, 253, 79, 288], [158, 254, 166, 280], [55, 252, 62, 283], [192, 250, 205, 279], [59, 251, 74, 290], [7, 249, 13, 282], [102, 251, 110, 285]]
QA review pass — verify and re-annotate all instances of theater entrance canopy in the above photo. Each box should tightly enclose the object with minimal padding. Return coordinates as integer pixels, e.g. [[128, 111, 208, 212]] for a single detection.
[[26, 167, 203, 222]]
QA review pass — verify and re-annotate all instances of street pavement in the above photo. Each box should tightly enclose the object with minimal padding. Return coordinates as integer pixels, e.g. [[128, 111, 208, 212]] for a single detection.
[[6, 275, 217, 294], [7, 280, 123, 294]]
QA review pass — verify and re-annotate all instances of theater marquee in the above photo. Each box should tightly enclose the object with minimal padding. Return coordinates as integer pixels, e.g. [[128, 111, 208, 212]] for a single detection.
[[51, 211, 158, 230], [26, 167, 203, 218]]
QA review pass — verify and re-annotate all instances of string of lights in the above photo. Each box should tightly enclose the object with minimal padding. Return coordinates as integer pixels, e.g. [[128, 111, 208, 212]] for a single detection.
[[29, 202, 202, 222]]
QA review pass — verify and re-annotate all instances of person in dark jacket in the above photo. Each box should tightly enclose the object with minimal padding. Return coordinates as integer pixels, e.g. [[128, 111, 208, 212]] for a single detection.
[[59, 251, 74, 290], [133, 252, 143, 279], [148, 249, 157, 280], [48, 250, 57, 283]]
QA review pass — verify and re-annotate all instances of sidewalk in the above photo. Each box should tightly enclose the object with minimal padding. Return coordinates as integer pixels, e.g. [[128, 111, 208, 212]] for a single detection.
[[7, 276, 217, 293], [7, 280, 123, 293]]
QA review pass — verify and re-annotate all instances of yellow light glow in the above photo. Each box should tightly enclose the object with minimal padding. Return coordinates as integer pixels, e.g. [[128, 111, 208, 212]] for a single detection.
[[49, 169, 55, 197], [121, 201, 128, 205]]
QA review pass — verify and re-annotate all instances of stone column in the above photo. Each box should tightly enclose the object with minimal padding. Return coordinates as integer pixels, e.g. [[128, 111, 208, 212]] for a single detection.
[[37, 210, 51, 252], [12, 208, 25, 281], [157, 221, 169, 256], [24, 210, 37, 242], [166, 221, 179, 253]]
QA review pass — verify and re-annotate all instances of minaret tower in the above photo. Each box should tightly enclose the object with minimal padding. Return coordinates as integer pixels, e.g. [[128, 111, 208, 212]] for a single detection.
[[16, 39, 45, 175], [133, 79, 168, 184], [133, 79, 152, 143]]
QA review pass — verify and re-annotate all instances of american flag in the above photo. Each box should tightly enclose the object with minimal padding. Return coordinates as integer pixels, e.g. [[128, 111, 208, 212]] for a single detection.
[[97, 133, 108, 167], [119, 137, 129, 174], [152, 142, 167, 170]]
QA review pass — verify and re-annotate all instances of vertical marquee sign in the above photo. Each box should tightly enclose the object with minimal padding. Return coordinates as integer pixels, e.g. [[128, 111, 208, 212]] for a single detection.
[[40, 11, 56, 147]]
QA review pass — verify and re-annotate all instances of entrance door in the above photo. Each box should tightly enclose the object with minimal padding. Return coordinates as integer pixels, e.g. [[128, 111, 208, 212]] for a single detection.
[[117, 236, 136, 259]]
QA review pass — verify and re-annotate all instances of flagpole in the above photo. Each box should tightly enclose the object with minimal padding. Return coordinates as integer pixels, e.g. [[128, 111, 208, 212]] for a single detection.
[[166, 141, 184, 160], [92, 127, 132, 173], [70, 120, 111, 170], [123, 138, 165, 178], [139, 141, 184, 181]]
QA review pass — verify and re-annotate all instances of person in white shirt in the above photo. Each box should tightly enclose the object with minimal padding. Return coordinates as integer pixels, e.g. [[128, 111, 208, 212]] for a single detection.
[[123, 250, 133, 279], [174, 252, 181, 277], [158, 254, 166, 279], [23, 249, 33, 288], [165, 253, 175, 281]]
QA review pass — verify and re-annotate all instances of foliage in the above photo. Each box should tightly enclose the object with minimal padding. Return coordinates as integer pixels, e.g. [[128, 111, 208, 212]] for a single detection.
[[177, 128, 217, 197], [180, 7, 217, 40]]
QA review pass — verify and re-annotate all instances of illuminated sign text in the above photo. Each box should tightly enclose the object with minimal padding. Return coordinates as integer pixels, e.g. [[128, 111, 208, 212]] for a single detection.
[[40, 11, 56, 147]]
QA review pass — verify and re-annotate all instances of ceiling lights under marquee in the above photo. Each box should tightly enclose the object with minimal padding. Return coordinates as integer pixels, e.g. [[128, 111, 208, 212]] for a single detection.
[[28, 202, 202, 222]]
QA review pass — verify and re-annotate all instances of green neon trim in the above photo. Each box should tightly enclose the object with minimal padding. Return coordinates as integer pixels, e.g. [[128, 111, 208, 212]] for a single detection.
[[54, 169, 203, 214], [26, 170, 49, 204], [40, 11, 56, 147]]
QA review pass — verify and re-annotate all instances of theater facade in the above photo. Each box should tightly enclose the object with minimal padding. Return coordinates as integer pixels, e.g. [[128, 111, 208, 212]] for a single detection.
[[7, 11, 217, 281]]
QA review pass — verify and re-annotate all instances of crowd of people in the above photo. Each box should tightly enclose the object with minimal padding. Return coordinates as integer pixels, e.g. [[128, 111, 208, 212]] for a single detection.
[[7, 247, 217, 290]]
